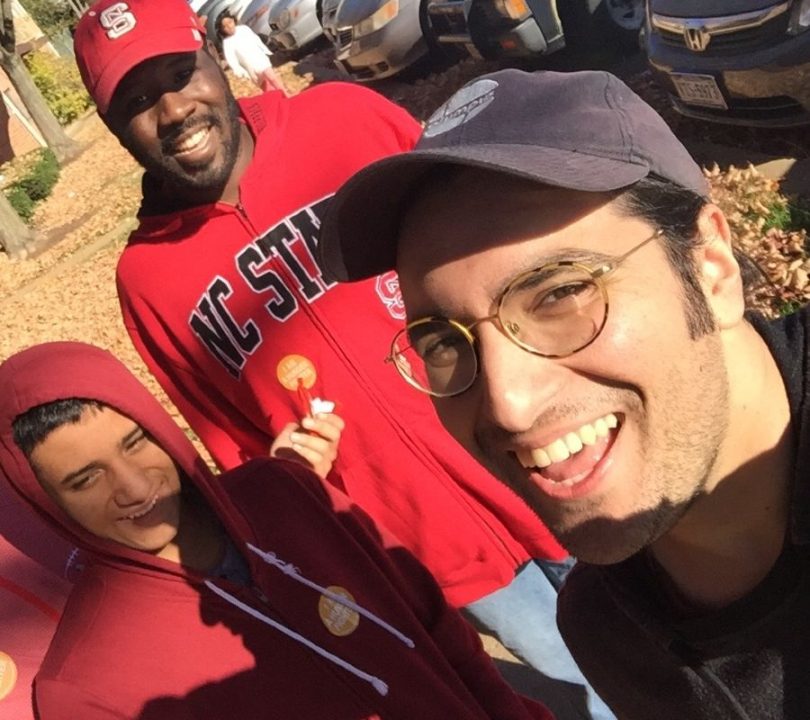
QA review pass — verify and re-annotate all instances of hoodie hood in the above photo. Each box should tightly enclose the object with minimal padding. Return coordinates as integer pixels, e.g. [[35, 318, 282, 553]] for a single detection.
[[0, 342, 215, 568]]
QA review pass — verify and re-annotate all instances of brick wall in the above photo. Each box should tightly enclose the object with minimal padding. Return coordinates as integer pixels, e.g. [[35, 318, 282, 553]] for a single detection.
[[0, 70, 44, 166]]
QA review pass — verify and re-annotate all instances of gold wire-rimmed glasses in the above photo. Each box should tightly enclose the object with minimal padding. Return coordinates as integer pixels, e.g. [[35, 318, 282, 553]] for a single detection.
[[388, 229, 663, 397]]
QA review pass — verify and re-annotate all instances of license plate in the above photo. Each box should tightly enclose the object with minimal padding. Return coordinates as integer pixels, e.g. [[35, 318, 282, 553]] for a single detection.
[[670, 73, 727, 110]]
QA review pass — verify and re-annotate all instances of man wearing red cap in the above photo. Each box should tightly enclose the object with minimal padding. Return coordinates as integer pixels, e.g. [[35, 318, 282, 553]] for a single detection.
[[70, 3, 606, 718]]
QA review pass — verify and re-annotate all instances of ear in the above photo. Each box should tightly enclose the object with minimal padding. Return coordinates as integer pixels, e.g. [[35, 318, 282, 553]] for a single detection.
[[693, 204, 745, 330]]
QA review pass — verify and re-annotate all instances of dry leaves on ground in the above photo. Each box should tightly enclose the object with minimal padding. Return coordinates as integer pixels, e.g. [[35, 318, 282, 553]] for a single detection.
[[708, 163, 810, 316]]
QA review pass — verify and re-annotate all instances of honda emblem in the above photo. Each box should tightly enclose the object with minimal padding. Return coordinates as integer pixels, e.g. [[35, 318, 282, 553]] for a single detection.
[[683, 21, 710, 52]]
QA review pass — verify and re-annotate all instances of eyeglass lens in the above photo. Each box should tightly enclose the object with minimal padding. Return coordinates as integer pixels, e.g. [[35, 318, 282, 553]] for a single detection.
[[393, 264, 607, 396], [501, 264, 606, 355]]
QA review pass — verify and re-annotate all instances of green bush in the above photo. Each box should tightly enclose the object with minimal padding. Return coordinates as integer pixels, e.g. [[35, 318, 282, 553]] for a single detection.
[[3, 148, 60, 222], [18, 148, 58, 201], [23, 50, 93, 126], [6, 185, 36, 221]]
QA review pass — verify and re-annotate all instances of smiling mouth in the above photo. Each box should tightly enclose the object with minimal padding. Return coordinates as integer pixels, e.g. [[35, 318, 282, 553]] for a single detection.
[[122, 494, 158, 521], [170, 125, 211, 156], [515, 412, 619, 487]]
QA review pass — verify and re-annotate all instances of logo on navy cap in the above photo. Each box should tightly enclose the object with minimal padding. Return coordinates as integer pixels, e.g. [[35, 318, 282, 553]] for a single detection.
[[423, 79, 498, 138]]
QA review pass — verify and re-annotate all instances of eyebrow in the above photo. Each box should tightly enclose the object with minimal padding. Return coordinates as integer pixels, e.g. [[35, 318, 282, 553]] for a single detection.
[[409, 246, 618, 324], [487, 247, 615, 305], [58, 425, 144, 486], [121, 425, 145, 446]]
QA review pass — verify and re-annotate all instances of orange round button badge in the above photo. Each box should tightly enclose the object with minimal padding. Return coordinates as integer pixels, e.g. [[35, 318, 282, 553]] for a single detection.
[[318, 586, 360, 637], [276, 354, 317, 391], [0, 651, 18, 701]]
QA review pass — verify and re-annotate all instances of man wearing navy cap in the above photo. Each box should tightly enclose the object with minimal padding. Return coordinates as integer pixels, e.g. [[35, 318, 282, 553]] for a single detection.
[[320, 68, 810, 719]]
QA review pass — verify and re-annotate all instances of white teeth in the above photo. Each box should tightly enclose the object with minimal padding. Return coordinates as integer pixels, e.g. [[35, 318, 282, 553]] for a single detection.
[[579, 424, 597, 446], [594, 418, 609, 437], [516, 413, 618, 470], [546, 438, 570, 463], [126, 494, 157, 520], [530, 448, 552, 468], [174, 127, 208, 154], [563, 432, 583, 454]]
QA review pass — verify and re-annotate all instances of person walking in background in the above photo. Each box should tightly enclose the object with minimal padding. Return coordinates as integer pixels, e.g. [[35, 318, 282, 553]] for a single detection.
[[216, 10, 288, 96]]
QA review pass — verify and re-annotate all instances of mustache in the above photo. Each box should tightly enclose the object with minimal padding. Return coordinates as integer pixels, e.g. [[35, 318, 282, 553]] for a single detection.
[[475, 388, 641, 447], [160, 114, 221, 154]]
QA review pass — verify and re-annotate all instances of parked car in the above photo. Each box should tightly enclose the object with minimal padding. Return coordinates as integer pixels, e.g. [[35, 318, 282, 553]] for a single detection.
[[266, 0, 325, 51], [242, 0, 279, 44], [426, 0, 643, 61], [643, 0, 810, 127], [321, 0, 428, 80]]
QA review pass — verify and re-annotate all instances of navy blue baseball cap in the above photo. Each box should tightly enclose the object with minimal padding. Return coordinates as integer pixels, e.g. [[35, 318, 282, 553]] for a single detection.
[[319, 68, 709, 282]]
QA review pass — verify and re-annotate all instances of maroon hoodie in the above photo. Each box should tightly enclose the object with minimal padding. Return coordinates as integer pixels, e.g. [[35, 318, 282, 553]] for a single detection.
[[0, 342, 553, 720]]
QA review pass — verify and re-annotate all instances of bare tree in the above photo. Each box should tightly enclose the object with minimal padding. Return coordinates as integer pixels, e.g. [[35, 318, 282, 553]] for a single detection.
[[0, 0, 79, 164], [0, 191, 36, 259]]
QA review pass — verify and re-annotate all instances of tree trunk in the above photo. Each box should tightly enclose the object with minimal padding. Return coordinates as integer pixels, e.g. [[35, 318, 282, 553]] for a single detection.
[[0, 192, 36, 260], [0, 0, 80, 164]]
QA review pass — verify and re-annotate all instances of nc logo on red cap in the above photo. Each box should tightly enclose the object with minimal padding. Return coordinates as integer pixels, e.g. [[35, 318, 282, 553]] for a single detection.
[[99, 2, 137, 40], [376, 271, 406, 320]]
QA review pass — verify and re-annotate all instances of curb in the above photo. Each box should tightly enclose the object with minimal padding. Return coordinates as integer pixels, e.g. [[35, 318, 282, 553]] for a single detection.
[[685, 140, 810, 197], [9, 216, 137, 301]]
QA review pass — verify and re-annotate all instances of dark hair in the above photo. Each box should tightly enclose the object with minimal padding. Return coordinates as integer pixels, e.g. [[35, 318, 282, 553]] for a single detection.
[[618, 175, 761, 339], [215, 10, 235, 36], [13, 399, 105, 458]]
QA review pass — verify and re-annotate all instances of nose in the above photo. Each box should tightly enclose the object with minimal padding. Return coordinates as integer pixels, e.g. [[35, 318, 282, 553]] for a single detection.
[[110, 462, 152, 507], [157, 90, 194, 129], [475, 323, 566, 433]]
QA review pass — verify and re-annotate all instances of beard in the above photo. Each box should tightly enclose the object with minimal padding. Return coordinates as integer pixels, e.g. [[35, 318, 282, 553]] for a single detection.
[[469, 333, 731, 566], [121, 91, 243, 196]]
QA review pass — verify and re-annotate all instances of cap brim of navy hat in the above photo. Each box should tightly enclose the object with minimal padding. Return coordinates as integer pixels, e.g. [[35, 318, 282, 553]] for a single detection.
[[319, 143, 650, 284], [94, 29, 203, 114]]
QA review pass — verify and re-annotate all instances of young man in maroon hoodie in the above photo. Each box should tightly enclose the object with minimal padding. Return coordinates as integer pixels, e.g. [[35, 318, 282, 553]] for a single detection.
[[70, 1, 607, 716], [0, 341, 553, 720]]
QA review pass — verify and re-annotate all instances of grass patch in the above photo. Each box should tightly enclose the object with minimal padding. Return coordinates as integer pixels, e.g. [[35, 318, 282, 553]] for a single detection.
[[2, 148, 60, 222], [760, 197, 810, 234]]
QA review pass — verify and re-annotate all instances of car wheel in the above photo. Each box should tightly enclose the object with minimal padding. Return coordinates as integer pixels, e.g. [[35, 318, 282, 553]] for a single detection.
[[559, 0, 644, 54], [419, 0, 464, 66]]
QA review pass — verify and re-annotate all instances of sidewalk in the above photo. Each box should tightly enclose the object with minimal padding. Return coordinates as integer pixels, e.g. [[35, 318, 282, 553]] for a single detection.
[[686, 140, 810, 197]]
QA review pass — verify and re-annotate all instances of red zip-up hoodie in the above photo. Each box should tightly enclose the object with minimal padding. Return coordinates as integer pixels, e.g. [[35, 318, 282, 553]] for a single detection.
[[0, 342, 553, 720], [116, 82, 564, 609]]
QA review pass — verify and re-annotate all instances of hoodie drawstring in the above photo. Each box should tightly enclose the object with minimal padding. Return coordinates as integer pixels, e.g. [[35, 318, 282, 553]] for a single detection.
[[204, 580, 390, 696], [246, 542, 415, 648], [203, 542, 418, 698]]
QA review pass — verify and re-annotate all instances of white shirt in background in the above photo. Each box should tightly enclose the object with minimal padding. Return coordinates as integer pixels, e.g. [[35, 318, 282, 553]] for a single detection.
[[222, 25, 273, 84]]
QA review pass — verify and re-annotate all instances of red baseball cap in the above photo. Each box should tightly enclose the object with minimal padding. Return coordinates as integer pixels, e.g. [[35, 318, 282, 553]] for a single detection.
[[74, 0, 205, 115]]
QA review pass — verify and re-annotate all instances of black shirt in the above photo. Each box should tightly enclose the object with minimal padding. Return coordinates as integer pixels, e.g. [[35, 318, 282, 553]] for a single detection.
[[558, 308, 810, 720]]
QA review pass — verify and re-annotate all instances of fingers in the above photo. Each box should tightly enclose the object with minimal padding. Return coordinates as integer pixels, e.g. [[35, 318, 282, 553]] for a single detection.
[[288, 430, 336, 460], [300, 413, 345, 443], [268, 414, 345, 479]]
